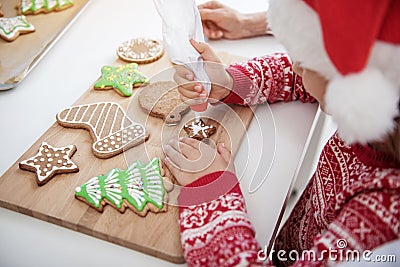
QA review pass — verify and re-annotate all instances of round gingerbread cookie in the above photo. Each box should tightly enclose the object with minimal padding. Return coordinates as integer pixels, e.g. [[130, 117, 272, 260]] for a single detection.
[[138, 81, 190, 125], [116, 38, 164, 64]]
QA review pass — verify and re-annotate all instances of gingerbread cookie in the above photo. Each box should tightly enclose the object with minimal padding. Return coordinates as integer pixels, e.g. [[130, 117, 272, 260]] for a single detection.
[[94, 63, 148, 97], [116, 38, 164, 64], [75, 158, 171, 216], [56, 102, 149, 159], [184, 118, 216, 140], [18, 0, 74, 15], [138, 81, 190, 125], [0, 16, 35, 42], [19, 142, 79, 186]]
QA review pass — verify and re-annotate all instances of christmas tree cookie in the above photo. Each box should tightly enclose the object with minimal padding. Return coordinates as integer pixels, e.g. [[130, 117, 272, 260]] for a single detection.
[[19, 0, 74, 15], [75, 158, 171, 216], [94, 63, 148, 97]]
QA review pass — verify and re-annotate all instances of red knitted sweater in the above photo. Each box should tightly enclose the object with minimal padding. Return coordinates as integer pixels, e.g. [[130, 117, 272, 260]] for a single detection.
[[178, 53, 400, 266]]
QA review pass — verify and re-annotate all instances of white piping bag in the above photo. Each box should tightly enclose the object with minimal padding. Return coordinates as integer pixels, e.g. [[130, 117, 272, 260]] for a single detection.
[[153, 0, 211, 112]]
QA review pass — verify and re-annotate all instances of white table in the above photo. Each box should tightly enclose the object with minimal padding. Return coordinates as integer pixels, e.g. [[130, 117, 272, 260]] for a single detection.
[[0, 1, 318, 266]]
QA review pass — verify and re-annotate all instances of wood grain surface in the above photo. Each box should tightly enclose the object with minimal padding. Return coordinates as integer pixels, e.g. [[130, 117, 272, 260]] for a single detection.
[[0, 52, 252, 263]]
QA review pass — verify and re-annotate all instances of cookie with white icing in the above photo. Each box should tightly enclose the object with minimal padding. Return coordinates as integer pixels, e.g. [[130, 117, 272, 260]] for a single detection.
[[18, 0, 74, 15], [0, 16, 35, 42], [138, 81, 190, 125], [56, 102, 149, 159], [19, 142, 79, 186], [75, 157, 174, 216], [116, 38, 164, 64], [184, 118, 216, 140]]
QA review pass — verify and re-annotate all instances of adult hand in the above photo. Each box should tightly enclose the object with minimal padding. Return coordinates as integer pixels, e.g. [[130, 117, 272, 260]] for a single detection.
[[198, 1, 269, 40], [173, 39, 233, 105], [164, 137, 235, 186]]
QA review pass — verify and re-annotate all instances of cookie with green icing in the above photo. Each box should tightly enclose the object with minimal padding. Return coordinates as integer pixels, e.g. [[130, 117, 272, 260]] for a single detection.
[[19, 0, 74, 15], [94, 63, 148, 97], [0, 15, 35, 42], [75, 158, 173, 216]]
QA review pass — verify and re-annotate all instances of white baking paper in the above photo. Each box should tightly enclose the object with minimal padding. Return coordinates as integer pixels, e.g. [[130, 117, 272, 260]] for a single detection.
[[153, 0, 211, 96]]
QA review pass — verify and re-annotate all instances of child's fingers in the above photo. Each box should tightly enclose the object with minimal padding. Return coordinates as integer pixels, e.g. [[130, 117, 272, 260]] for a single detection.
[[198, 1, 224, 10], [209, 29, 223, 40], [178, 85, 207, 100], [189, 39, 220, 62], [164, 144, 187, 166], [180, 95, 208, 106], [178, 83, 204, 96], [168, 139, 199, 160], [217, 143, 231, 163], [180, 137, 216, 159], [179, 137, 203, 150], [163, 157, 184, 184], [174, 65, 194, 82]]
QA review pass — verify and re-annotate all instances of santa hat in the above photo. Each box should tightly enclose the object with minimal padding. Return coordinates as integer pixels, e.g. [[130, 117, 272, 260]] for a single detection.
[[268, 0, 400, 144]]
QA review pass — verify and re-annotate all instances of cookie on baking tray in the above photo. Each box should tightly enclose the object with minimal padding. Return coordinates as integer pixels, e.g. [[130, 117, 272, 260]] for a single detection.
[[93, 63, 148, 97], [183, 118, 217, 140], [75, 157, 173, 216], [116, 38, 164, 64], [56, 102, 149, 159], [18, 0, 74, 15], [138, 81, 190, 125], [0, 15, 35, 42], [19, 142, 79, 186]]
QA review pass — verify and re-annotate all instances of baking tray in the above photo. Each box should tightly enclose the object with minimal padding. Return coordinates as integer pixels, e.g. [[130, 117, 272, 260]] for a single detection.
[[0, 0, 90, 90]]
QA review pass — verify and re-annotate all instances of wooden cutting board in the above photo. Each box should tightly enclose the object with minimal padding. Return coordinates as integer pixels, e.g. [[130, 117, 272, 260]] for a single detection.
[[0, 52, 252, 263]]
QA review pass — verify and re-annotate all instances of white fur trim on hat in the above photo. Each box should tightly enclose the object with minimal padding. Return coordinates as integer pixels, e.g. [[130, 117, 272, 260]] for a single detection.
[[325, 68, 399, 144], [269, 0, 400, 144]]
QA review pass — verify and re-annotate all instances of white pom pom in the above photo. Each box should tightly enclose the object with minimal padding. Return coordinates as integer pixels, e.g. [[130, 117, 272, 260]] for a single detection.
[[325, 68, 399, 144]]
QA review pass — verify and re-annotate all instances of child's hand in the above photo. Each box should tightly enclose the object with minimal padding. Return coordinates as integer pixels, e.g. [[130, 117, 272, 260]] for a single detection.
[[163, 137, 235, 186], [173, 39, 233, 106]]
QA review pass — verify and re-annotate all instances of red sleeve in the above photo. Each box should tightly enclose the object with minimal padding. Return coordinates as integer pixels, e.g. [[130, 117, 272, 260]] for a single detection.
[[178, 171, 268, 266], [272, 190, 400, 266], [178, 173, 400, 266], [222, 53, 316, 105]]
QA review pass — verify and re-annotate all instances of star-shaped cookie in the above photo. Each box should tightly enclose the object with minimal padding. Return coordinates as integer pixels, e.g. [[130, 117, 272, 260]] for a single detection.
[[0, 15, 35, 42], [19, 142, 79, 186], [184, 118, 216, 140], [94, 63, 148, 97]]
